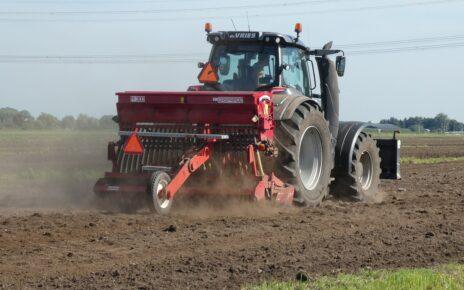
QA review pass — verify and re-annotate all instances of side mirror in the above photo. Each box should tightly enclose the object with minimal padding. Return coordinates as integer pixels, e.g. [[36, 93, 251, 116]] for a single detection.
[[198, 62, 205, 69], [280, 64, 290, 71], [336, 55, 346, 77]]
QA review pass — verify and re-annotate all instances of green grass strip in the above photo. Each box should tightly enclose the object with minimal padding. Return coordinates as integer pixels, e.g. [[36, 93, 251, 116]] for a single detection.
[[401, 156, 464, 164], [249, 264, 464, 290]]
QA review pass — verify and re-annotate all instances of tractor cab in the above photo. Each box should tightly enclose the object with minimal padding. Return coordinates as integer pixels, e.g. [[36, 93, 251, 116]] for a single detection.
[[197, 23, 346, 96]]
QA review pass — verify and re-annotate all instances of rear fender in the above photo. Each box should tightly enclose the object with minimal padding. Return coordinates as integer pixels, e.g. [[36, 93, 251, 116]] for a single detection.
[[273, 94, 321, 121], [334, 121, 401, 180]]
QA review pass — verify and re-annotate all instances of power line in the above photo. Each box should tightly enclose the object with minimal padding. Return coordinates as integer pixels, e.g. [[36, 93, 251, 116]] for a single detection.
[[1, 0, 208, 4], [1, 40, 463, 63], [338, 34, 464, 49], [348, 41, 464, 55], [0, 0, 461, 22], [0, 0, 357, 15]]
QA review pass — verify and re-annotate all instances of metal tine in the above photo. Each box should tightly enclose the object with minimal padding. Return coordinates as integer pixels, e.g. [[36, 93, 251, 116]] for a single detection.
[[133, 152, 138, 173], [149, 126, 154, 166], [124, 152, 131, 173], [135, 128, 145, 172], [147, 130, 154, 166], [151, 125, 157, 166], [120, 152, 127, 173], [134, 129, 140, 172], [116, 144, 124, 173], [165, 126, 170, 166], [129, 150, 134, 173], [154, 126, 159, 165], [170, 126, 175, 166], [175, 125, 180, 165], [176, 125, 181, 165], [131, 127, 138, 172], [122, 132, 129, 173], [159, 126, 166, 165], [168, 126, 173, 166], [141, 128, 148, 166], [158, 126, 164, 165], [118, 135, 127, 173], [152, 126, 158, 165]]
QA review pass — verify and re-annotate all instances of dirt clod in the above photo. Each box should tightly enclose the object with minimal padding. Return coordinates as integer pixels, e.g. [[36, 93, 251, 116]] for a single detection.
[[425, 232, 435, 238], [163, 225, 177, 232]]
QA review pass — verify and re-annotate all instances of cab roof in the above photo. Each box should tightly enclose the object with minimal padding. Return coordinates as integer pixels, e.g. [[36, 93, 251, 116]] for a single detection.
[[207, 31, 308, 51]]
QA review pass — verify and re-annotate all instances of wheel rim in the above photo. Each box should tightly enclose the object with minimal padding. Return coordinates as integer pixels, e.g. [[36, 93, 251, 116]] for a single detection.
[[155, 179, 170, 209], [359, 151, 373, 190], [299, 126, 323, 191]]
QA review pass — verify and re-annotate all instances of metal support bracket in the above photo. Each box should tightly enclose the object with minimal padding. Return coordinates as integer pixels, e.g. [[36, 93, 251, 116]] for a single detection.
[[165, 144, 213, 199]]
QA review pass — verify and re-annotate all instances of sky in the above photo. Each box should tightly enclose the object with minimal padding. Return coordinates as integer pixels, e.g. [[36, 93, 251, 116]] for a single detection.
[[0, 0, 463, 122]]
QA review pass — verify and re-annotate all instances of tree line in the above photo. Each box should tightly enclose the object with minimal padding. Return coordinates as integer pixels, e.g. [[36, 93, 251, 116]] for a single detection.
[[380, 113, 464, 133], [0, 107, 117, 130], [1, 107, 462, 132]]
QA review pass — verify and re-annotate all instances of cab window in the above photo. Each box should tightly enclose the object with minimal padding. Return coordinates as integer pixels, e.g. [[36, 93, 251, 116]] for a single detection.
[[281, 47, 310, 95], [211, 44, 278, 91]]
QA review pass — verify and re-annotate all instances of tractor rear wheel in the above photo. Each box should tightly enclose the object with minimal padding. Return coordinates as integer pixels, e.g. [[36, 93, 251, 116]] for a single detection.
[[274, 103, 333, 206], [331, 132, 382, 201], [149, 171, 173, 215]]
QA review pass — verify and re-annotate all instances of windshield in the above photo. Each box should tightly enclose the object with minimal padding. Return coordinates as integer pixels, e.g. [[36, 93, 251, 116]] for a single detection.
[[210, 43, 278, 91]]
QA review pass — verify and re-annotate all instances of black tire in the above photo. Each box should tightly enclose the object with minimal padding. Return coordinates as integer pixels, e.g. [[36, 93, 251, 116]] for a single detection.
[[274, 102, 333, 206], [331, 132, 381, 202], [149, 171, 173, 215]]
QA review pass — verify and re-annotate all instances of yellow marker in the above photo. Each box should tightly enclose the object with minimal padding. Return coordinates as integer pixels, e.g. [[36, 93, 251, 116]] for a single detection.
[[263, 103, 269, 116]]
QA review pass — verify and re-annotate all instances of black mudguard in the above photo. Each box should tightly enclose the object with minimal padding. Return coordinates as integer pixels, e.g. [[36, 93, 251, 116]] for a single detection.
[[334, 121, 401, 180], [272, 92, 321, 121]]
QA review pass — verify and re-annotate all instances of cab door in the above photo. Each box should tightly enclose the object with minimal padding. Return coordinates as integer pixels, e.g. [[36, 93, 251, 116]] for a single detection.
[[280, 46, 311, 96]]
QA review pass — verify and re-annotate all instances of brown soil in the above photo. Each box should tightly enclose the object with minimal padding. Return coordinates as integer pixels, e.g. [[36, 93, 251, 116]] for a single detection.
[[0, 135, 463, 289], [401, 135, 464, 158]]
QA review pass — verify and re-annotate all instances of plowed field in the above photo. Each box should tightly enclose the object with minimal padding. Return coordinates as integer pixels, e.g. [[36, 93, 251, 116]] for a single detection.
[[0, 132, 463, 289]]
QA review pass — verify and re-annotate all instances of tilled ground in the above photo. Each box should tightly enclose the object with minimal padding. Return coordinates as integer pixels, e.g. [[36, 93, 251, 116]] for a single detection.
[[0, 135, 463, 289]]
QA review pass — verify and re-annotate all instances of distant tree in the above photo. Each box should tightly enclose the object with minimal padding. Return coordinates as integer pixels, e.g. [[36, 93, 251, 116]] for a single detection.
[[61, 115, 76, 130], [14, 110, 35, 129], [0, 107, 121, 130], [403, 116, 423, 130], [434, 113, 450, 133], [449, 119, 464, 132], [76, 114, 99, 130], [380, 113, 463, 132], [36, 113, 60, 129], [409, 124, 424, 132], [422, 118, 438, 131], [380, 117, 403, 128], [99, 115, 117, 129], [0, 107, 19, 128]]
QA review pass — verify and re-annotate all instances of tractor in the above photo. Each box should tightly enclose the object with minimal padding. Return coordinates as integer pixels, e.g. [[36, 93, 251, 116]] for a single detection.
[[94, 23, 400, 214]]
